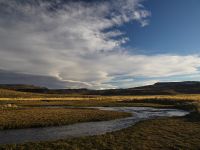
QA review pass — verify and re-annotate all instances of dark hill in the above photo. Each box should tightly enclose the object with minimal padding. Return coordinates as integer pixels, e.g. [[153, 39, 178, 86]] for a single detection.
[[129, 81, 200, 95], [0, 81, 200, 95]]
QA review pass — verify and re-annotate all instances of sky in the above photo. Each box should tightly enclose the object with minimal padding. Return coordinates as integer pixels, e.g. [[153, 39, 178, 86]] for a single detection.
[[0, 0, 200, 89]]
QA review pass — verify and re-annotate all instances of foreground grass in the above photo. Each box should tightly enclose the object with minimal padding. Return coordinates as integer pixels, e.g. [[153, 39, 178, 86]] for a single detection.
[[0, 108, 130, 130], [1, 115, 199, 150]]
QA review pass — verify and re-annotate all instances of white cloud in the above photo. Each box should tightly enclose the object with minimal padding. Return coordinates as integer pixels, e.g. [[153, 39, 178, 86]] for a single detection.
[[0, 0, 200, 89]]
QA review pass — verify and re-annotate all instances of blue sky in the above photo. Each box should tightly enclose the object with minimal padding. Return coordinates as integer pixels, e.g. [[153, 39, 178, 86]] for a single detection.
[[123, 0, 200, 55], [0, 0, 200, 89]]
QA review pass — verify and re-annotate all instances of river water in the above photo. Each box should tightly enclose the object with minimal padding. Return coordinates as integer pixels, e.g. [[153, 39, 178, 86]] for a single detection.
[[0, 107, 189, 144]]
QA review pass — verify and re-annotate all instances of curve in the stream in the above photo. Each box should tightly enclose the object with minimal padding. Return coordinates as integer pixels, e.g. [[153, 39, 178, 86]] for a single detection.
[[0, 107, 189, 144]]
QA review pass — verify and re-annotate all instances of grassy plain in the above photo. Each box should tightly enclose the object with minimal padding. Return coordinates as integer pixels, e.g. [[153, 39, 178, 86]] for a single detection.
[[0, 89, 200, 149]]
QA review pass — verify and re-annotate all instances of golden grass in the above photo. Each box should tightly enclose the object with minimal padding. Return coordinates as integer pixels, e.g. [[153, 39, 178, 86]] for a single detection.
[[0, 108, 131, 130], [1, 94, 200, 101]]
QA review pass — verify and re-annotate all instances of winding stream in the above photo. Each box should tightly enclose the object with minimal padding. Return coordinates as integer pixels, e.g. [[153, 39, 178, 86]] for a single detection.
[[0, 107, 189, 144]]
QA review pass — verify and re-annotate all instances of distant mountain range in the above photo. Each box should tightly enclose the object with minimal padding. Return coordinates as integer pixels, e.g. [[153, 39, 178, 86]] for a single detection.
[[1, 81, 200, 95]]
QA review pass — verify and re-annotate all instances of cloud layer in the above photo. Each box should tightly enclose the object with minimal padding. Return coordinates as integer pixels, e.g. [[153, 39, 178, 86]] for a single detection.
[[0, 0, 200, 89]]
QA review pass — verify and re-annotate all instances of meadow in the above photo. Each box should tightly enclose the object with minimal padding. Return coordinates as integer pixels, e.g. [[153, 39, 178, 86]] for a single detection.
[[0, 88, 200, 149]]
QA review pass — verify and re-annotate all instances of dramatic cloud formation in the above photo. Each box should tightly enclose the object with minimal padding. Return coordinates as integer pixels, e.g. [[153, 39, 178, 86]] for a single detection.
[[0, 0, 200, 89]]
